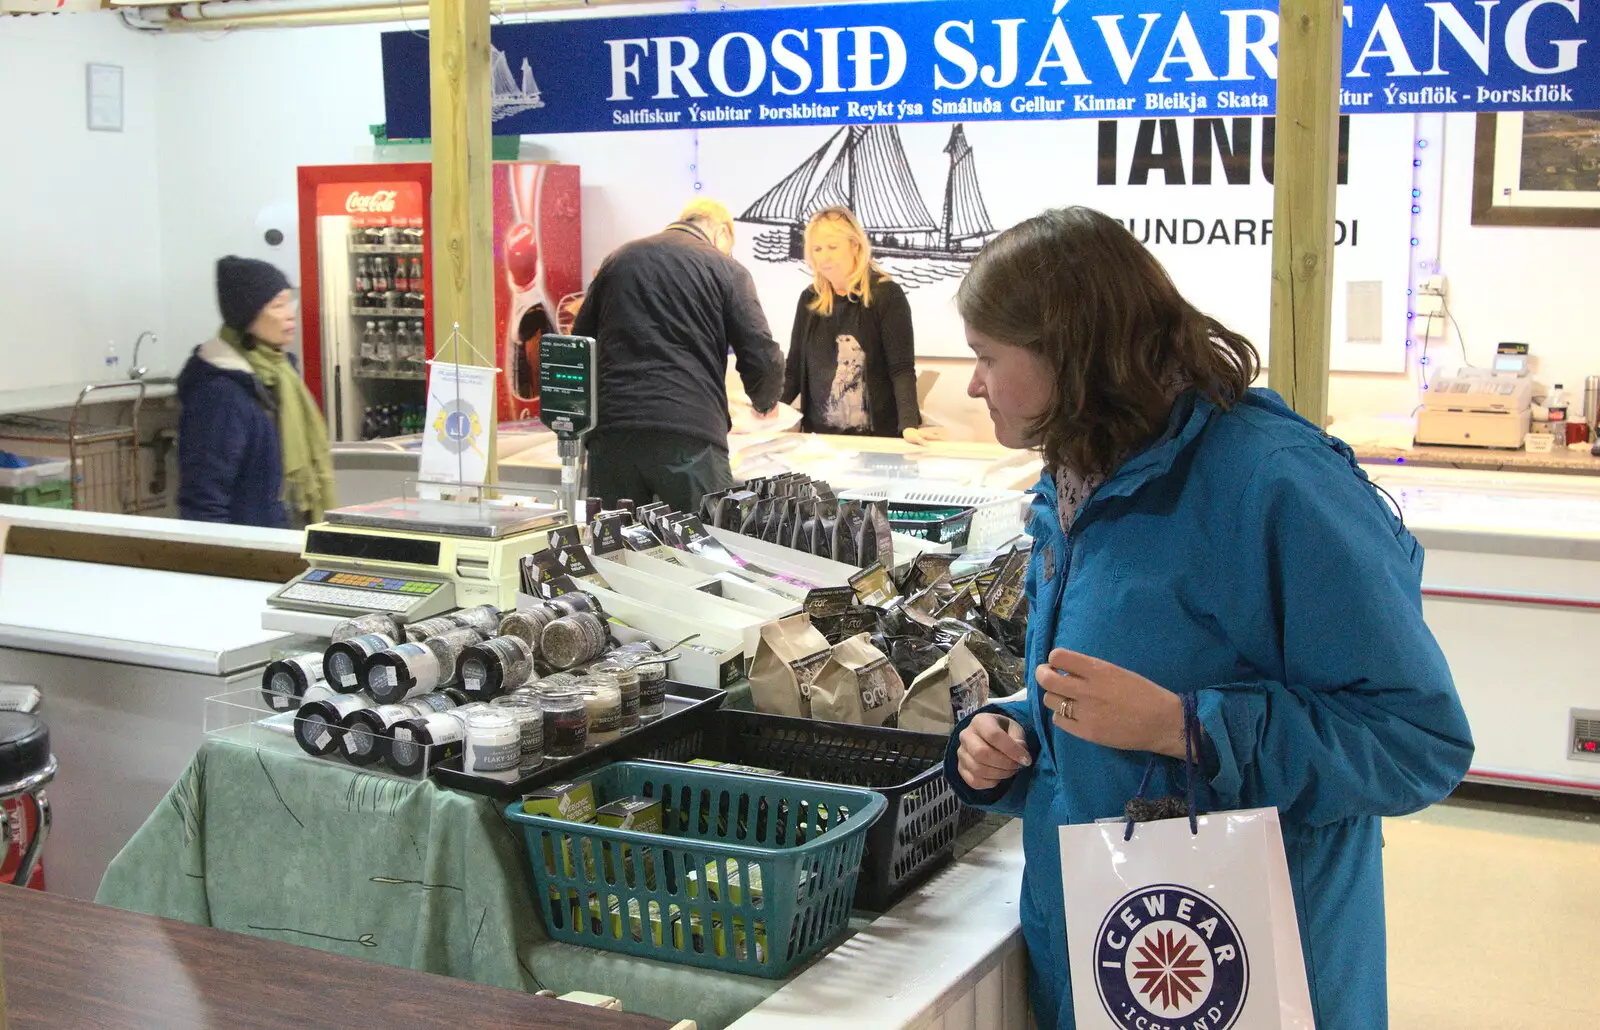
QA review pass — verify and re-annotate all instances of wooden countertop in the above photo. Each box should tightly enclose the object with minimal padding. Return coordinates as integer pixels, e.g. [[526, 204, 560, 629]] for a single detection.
[[0, 886, 669, 1030], [1356, 443, 1600, 475]]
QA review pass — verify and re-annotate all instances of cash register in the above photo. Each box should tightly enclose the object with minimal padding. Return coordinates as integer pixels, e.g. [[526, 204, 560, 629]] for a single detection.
[[267, 497, 565, 620], [1414, 346, 1534, 449]]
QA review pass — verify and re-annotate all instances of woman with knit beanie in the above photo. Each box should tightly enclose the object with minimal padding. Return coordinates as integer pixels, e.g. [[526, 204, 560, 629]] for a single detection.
[[177, 256, 336, 528]]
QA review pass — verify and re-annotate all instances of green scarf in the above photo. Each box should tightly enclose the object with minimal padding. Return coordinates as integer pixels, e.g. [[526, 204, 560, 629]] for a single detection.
[[221, 326, 337, 523]]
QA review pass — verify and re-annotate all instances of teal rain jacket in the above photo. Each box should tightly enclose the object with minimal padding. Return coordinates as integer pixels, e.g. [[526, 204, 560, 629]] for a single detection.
[[944, 388, 1473, 1030]]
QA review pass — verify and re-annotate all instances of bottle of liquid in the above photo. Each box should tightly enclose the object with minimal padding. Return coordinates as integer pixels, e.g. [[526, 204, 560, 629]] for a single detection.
[[376, 321, 395, 372], [1547, 383, 1569, 450], [372, 255, 390, 294], [104, 341, 119, 372], [354, 256, 371, 294], [359, 321, 378, 374]]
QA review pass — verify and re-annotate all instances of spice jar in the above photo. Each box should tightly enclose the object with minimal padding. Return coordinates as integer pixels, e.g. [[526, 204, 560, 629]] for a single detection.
[[322, 633, 397, 693], [423, 627, 484, 686], [492, 694, 545, 769], [541, 613, 609, 670], [458, 635, 536, 700], [589, 661, 641, 731], [538, 686, 588, 759], [449, 604, 504, 638], [331, 612, 405, 644], [581, 680, 623, 747]]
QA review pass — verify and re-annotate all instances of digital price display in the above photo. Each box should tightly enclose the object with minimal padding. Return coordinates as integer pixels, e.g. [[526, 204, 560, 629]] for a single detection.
[[539, 334, 597, 439]]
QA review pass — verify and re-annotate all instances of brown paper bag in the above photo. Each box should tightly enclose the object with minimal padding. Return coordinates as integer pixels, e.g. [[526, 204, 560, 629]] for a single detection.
[[898, 640, 991, 735], [748, 613, 831, 718], [811, 633, 905, 728]]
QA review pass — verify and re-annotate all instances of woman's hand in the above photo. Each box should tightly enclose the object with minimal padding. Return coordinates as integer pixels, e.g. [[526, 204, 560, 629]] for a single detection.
[[1037, 648, 1188, 758], [901, 426, 946, 446], [956, 712, 1033, 790]]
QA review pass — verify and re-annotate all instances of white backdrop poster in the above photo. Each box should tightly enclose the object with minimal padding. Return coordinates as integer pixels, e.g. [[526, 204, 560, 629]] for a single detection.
[[420, 362, 496, 490], [550, 113, 1417, 373], [718, 114, 1415, 371]]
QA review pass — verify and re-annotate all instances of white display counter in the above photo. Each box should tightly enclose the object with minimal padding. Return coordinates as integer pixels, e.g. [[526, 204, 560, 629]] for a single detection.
[[0, 554, 300, 899], [1363, 464, 1600, 795], [732, 820, 1028, 1030]]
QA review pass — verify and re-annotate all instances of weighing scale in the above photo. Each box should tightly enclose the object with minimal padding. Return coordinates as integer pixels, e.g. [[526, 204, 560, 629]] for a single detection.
[[267, 497, 566, 620], [537, 333, 598, 523], [266, 335, 595, 627]]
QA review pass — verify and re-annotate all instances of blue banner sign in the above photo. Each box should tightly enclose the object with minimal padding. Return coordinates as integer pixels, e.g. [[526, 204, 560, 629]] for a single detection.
[[381, 0, 1597, 137]]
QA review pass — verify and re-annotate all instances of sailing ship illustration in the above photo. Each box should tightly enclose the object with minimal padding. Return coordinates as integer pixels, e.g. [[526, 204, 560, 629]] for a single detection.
[[491, 47, 543, 122], [740, 123, 996, 263]]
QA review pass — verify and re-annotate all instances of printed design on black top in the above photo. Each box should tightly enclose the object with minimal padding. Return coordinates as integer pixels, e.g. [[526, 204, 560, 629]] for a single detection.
[[821, 334, 871, 431], [739, 123, 995, 288]]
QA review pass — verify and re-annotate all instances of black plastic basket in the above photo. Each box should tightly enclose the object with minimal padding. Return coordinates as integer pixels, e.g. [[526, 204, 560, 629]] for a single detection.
[[885, 502, 976, 548], [614, 707, 967, 911]]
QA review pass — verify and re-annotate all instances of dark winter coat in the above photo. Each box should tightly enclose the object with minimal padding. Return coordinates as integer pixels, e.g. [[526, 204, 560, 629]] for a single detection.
[[176, 339, 290, 528], [572, 222, 784, 450]]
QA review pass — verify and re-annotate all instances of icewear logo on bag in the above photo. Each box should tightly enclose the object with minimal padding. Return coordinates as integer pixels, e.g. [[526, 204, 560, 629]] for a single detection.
[[1094, 884, 1249, 1030]]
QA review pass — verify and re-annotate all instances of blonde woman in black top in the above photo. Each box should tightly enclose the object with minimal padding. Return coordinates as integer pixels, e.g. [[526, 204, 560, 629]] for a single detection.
[[782, 206, 924, 439]]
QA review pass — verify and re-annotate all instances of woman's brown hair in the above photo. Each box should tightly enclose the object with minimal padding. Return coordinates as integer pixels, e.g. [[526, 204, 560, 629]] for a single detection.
[[956, 206, 1260, 478]]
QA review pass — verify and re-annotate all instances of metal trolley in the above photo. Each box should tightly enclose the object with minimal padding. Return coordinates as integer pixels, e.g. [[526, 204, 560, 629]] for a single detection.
[[0, 381, 148, 513]]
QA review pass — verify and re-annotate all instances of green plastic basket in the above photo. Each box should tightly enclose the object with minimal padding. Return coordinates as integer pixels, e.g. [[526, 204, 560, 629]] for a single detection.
[[505, 761, 886, 978]]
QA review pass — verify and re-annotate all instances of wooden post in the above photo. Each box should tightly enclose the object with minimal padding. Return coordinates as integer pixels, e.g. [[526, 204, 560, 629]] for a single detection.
[[428, 0, 499, 482], [1267, 0, 1344, 427]]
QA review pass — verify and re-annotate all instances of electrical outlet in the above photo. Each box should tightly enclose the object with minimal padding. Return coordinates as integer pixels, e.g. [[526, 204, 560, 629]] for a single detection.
[[1414, 293, 1444, 317], [1420, 274, 1447, 296]]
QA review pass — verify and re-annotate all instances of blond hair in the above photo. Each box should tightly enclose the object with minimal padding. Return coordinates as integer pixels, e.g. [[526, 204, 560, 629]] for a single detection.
[[679, 198, 734, 242], [804, 206, 885, 315]]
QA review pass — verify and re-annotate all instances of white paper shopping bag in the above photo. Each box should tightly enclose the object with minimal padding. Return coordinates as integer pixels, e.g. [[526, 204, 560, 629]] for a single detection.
[[1060, 809, 1316, 1030]]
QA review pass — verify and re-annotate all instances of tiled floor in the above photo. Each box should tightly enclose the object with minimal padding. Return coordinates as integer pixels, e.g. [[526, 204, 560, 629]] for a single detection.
[[1386, 786, 1600, 1028]]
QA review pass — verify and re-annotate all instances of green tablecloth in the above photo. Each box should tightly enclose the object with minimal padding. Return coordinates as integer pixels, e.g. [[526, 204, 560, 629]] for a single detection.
[[96, 735, 784, 1029], [97, 683, 1009, 1030]]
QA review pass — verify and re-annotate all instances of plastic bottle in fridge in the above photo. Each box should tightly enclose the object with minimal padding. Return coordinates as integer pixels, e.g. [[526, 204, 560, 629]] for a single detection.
[[376, 322, 395, 372], [359, 321, 378, 375]]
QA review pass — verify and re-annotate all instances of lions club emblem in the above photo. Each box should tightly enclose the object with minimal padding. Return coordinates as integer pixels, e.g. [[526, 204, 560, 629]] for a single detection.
[[1093, 884, 1249, 1030]]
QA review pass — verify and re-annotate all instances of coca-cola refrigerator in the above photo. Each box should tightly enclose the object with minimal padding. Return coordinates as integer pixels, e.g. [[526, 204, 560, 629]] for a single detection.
[[296, 161, 581, 442]]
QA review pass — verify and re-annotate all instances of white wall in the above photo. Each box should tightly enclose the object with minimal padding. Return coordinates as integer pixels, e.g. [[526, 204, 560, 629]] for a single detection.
[[152, 23, 391, 366], [0, 12, 164, 391], [1329, 112, 1600, 431], [2, 20, 1594, 438]]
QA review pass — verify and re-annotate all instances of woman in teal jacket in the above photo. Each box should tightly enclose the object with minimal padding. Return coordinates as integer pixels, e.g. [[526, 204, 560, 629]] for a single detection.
[[945, 207, 1472, 1030]]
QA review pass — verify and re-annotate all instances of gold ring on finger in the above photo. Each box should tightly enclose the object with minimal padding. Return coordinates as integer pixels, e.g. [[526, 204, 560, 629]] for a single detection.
[[1057, 696, 1076, 721]]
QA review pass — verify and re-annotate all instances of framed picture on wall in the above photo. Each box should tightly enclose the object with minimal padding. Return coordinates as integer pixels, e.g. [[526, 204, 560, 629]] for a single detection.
[[1472, 111, 1600, 227]]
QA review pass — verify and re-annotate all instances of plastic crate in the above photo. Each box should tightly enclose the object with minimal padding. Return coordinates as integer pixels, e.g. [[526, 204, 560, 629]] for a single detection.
[[506, 760, 885, 978], [885, 503, 976, 548], [0, 458, 70, 490], [615, 707, 968, 911], [0, 480, 71, 508], [841, 485, 1029, 553]]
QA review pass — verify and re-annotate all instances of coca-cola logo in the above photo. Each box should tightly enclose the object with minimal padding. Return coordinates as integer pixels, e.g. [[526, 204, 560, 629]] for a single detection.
[[346, 190, 398, 214]]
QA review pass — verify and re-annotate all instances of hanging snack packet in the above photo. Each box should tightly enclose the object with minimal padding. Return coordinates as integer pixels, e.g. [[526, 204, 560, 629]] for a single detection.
[[898, 640, 991, 735], [857, 501, 895, 568], [811, 633, 906, 728], [848, 562, 898, 608], [748, 613, 832, 718], [832, 500, 864, 566]]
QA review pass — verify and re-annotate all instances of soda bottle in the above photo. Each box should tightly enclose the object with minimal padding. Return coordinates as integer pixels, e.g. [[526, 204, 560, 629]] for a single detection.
[[372, 256, 390, 293], [354, 256, 371, 293], [1548, 384, 1569, 450], [410, 257, 424, 294]]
